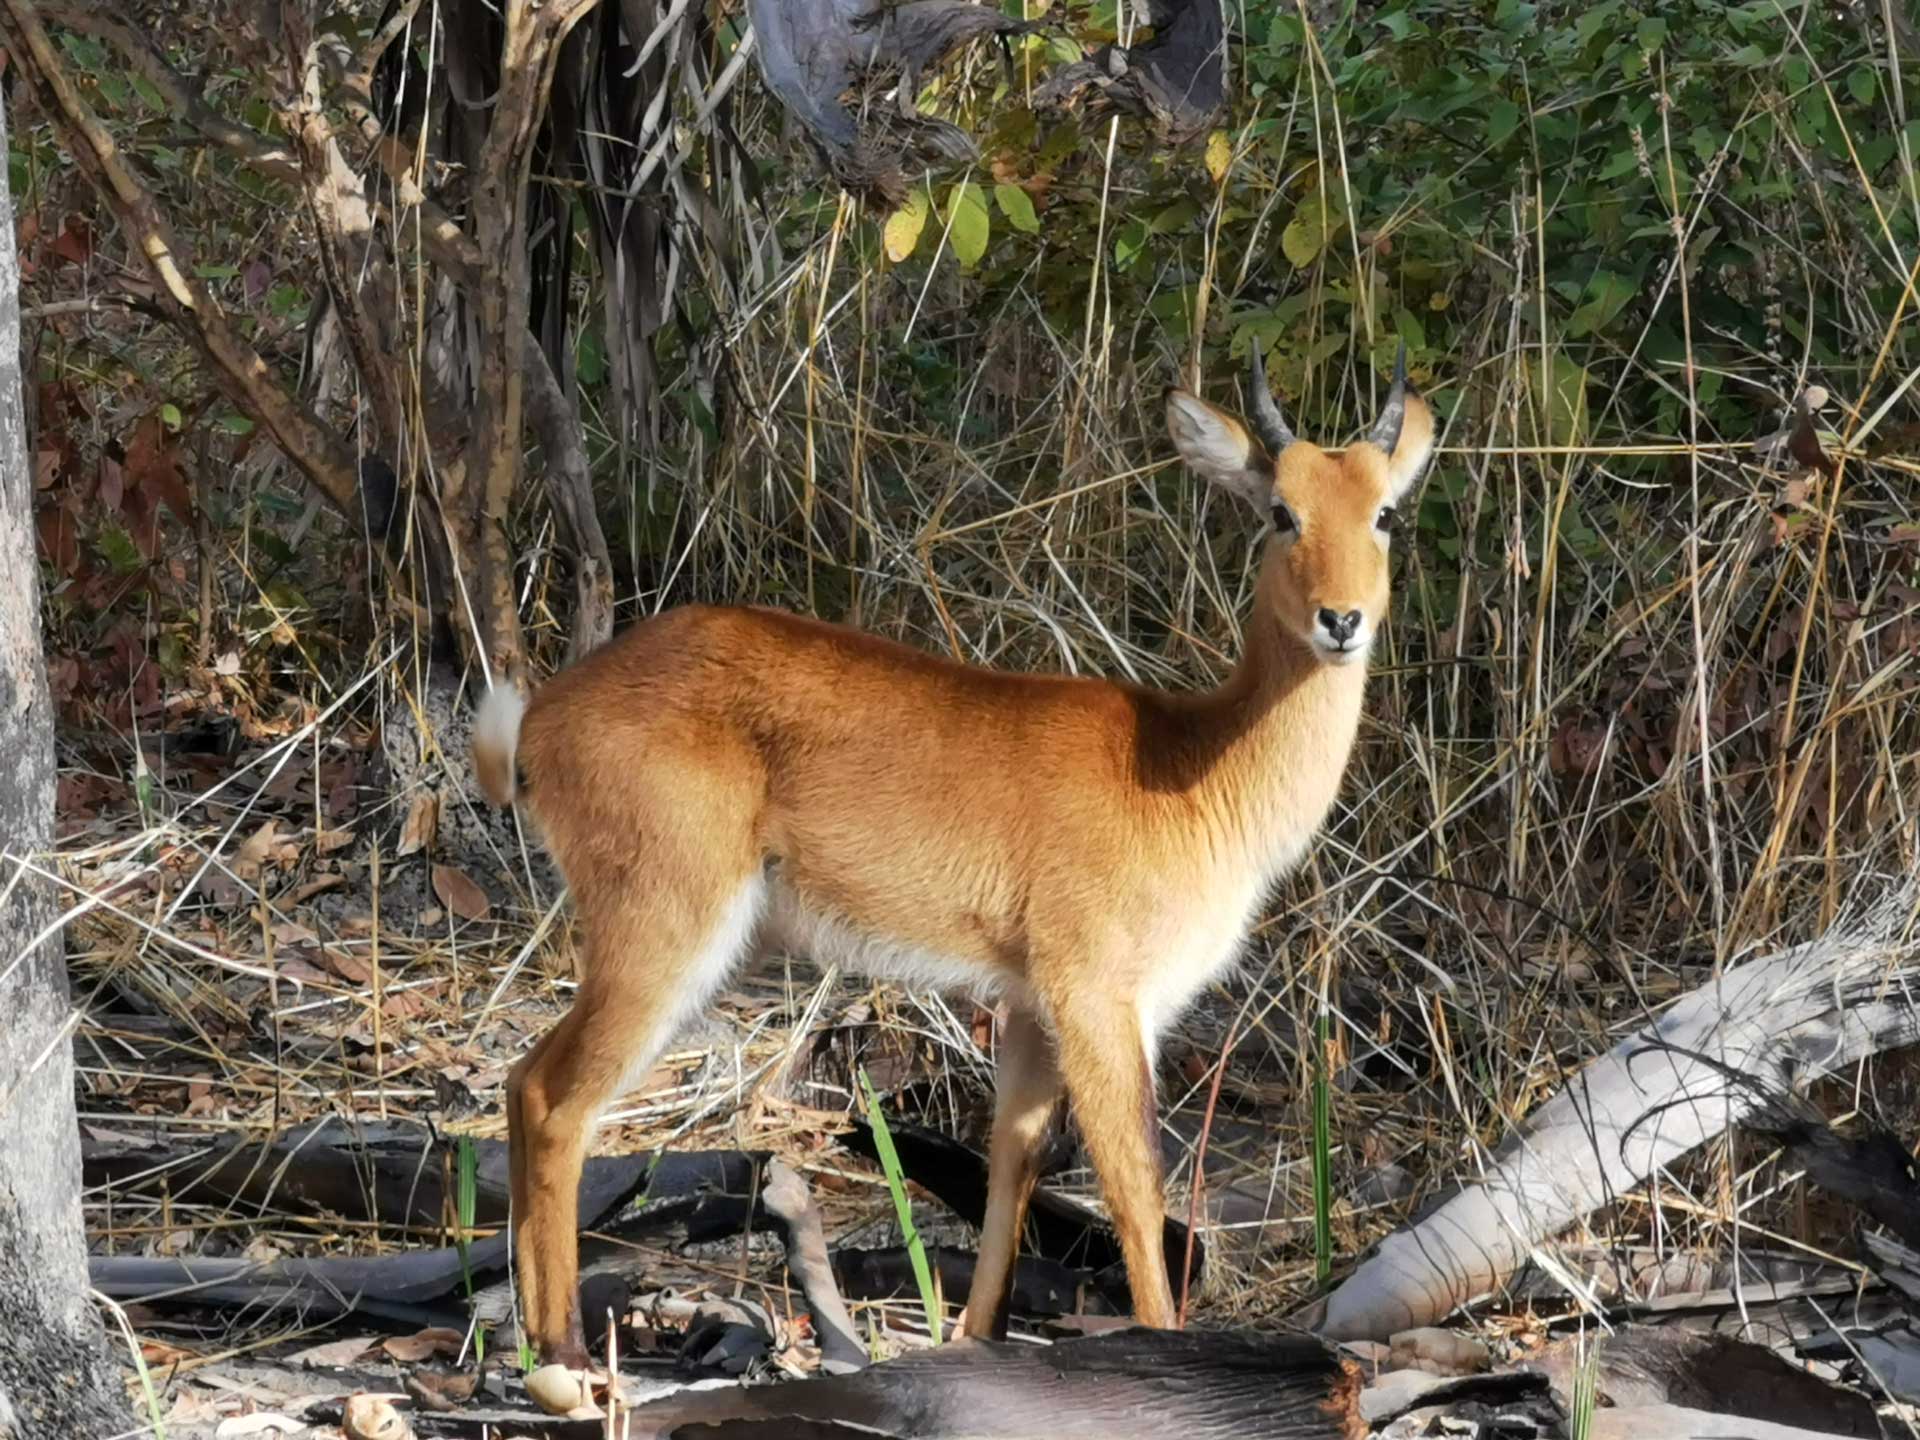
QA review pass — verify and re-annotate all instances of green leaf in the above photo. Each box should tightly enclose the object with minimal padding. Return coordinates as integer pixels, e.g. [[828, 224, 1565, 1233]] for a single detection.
[[1726, 42, 1770, 67], [1113, 218, 1148, 271], [159, 403, 183, 430], [1281, 197, 1330, 268], [1599, 148, 1641, 181], [1848, 67, 1877, 106], [1147, 199, 1198, 235], [884, 187, 931, 260], [993, 182, 1039, 234], [1392, 308, 1427, 353], [215, 412, 255, 436], [1576, 0, 1621, 47], [576, 324, 607, 387], [131, 74, 168, 111], [942, 182, 989, 268], [1486, 99, 1522, 148], [58, 34, 108, 72], [1636, 17, 1667, 50], [97, 524, 143, 574], [1543, 354, 1590, 449], [1566, 270, 1635, 338]]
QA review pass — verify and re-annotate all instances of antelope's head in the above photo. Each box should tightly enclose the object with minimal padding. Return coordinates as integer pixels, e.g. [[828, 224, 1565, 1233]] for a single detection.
[[1166, 345, 1435, 666]]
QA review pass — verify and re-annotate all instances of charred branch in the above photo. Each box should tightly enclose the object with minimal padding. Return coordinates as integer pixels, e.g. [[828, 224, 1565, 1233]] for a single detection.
[[1032, 0, 1226, 146], [747, 0, 1037, 208]]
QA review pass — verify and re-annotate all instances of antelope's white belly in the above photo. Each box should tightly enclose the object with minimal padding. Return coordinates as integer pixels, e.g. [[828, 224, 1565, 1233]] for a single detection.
[[757, 880, 1039, 1012]]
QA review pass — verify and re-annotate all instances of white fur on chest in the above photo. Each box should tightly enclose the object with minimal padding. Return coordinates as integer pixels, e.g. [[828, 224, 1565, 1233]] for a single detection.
[[1133, 874, 1270, 1060]]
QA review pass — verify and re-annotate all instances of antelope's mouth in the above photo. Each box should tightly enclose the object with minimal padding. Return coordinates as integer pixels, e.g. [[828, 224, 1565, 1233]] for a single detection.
[[1312, 635, 1369, 665]]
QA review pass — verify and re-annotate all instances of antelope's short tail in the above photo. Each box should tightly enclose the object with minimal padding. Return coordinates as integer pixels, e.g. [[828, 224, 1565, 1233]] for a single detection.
[[472, 685, 526, 807]]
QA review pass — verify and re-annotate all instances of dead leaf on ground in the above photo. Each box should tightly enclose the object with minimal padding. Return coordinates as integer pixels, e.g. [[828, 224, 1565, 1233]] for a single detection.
[[403, 1368, 478, 1412], [431, 864, 490, 922], [381, 983, 442, 1021], [233, 820, 282, 880], [140, 1338, 198, 1367], [214, 1414, 305, 1438], [271, 919, 318, 948], [381, 1327, 465, 1363], [287, 1335, 381, 1369], [278, 956, 333, 988], [318, 946, 375, 986], [396, 791, 438, 857]]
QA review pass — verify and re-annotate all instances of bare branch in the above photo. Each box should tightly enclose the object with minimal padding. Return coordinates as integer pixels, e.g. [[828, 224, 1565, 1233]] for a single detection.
[[0, 0, 362, 515], [34, 0, 615, 664]]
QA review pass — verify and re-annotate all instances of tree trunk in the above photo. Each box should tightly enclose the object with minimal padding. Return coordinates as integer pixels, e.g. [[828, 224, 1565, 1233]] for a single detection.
[[0, 91, 127, 1440]]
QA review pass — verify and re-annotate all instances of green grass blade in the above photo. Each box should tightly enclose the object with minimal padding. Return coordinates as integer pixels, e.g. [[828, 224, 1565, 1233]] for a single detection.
[[858, 1066, 942, 1342], [1312, 1005, 1333, 1285], [1570, 1328, 1600, 1440], [455, 1135, 479, 1299]]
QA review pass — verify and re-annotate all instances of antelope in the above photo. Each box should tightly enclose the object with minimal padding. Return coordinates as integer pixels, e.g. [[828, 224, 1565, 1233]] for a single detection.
[[472, 347, 1432, 1369]]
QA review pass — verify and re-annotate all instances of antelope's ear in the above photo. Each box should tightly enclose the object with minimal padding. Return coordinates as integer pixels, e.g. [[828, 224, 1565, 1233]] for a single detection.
[[1165, 389, 1271, 509], [1384, 391, 1436, 505]]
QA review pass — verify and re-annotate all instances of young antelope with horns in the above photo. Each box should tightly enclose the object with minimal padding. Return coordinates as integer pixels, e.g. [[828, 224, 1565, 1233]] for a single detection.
[[472, 347, 1433, 1366]]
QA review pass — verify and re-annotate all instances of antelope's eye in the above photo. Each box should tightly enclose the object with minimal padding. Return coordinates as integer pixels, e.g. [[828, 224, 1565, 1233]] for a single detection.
[[1375, 504, 1396, 533], [1271, 500, 1298, 534]]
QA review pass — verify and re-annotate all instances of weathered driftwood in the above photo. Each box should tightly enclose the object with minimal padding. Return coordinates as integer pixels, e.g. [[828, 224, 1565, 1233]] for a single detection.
[[761, 1159, 866, 1374], [1588, 1405, 1865, 1440], [1319, 885, 1920, 1339]]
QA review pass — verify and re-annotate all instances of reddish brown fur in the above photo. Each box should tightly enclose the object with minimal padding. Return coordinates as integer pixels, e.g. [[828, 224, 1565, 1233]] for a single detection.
[[475, 381, 1434, 1366]]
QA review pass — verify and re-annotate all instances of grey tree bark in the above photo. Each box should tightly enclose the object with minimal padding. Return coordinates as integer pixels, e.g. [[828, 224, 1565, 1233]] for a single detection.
[[0, 91, 128, 1439]]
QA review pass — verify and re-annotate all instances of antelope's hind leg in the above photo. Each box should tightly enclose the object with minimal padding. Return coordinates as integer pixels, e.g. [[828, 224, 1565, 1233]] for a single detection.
[[507, 870, 764, 1367]]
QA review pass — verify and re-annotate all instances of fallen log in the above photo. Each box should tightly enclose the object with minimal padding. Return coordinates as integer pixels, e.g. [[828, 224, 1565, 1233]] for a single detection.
[[1318, 884, 1920, 1339], [839, 1113, 1202, 1308], [1522, 1327, 1879, 1437], [86, 1143, 720, 1325], [311, 1327, 1363, 1439], [83, 1118, 753, 1231]]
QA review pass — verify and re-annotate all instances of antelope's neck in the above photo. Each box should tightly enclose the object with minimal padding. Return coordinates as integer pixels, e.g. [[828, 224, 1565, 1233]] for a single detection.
[[1185, 600, 1370, 880]]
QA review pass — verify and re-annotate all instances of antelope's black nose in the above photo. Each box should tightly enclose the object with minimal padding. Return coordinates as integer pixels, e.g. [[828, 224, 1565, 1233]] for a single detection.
[[1318, 608, 1363, 645]]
